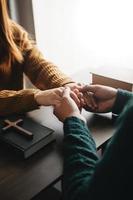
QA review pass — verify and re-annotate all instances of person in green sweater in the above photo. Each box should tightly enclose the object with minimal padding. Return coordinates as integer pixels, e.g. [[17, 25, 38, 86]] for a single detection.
[[54, 85, 133, 200]]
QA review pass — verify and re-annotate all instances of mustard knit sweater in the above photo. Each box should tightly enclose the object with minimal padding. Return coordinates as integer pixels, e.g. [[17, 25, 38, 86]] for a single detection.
[[0, 22, 73, 116]]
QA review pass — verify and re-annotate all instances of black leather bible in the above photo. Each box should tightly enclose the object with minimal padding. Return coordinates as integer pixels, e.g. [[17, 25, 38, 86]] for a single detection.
[[0, 115, 55, 159]]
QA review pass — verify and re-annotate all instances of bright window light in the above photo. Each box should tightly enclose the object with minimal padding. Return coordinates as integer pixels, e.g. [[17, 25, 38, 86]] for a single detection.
[[32, 0, 133, 75]]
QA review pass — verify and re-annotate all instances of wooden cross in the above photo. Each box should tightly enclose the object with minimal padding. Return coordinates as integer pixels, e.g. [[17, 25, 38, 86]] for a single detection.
[[2, 119, 33, 139]]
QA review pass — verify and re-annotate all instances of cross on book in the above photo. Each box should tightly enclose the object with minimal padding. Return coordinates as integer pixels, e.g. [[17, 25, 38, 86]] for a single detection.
[[2, 119, 33, 139]]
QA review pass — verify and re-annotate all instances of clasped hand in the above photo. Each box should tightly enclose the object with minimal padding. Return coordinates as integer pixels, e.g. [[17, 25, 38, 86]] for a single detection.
[[53, 84, 117, 122], [34, 84, 117, 122]]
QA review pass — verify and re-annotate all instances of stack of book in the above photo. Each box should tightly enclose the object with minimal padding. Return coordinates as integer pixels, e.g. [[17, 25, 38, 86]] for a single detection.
[[90, 67, 133, 91], [0, 115, 55, 159]]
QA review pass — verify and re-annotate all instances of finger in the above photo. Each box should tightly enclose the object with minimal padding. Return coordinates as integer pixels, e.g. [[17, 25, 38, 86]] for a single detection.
[[81, 84, 97, 93], [84, 92, 98, 110], [73, 89, 83, 99], [71, 89, 84, 108], [73, 88, 79, 95], [84, 93, 92, 108], [63, 87, 71, 98], [86, 92, 98, 109], [70, 91, 80, 108], [69, 83, 84, 91], [80, 98, 86, 107], [57, 87, 65, 97], [76, 83, 84, 89], [83, 104, 97, 112], [78, 92, 83, 99]]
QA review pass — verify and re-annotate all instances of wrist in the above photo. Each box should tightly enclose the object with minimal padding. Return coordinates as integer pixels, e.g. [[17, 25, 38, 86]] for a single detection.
[[64, 112, 86, 123], [34, 89, 42, 106]]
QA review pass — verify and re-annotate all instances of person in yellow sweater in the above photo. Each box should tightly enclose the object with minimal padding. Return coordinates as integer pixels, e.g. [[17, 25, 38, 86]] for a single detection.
[[0, 0, 78, 116]]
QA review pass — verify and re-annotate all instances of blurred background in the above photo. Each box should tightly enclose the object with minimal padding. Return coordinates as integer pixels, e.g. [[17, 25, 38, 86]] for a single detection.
[[9, 0, 133, 75]]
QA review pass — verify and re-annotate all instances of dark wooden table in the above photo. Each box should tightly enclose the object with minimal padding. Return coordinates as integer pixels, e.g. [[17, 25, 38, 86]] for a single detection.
[[0, 106, 115, 200], [0, 68, 115, 200]]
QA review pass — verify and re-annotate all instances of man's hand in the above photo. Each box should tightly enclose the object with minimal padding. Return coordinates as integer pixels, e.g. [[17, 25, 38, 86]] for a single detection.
[[64, 82, 85, 109], [54, 87, 85, 122], [81, 84, 117, 113]]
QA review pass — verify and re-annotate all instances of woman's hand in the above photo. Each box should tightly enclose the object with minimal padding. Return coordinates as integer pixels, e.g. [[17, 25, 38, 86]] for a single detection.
[[64, 82, 83, 91], [54, 87, 86, 122], [34, 87, 64, 106], [64, 82, 85, 109]]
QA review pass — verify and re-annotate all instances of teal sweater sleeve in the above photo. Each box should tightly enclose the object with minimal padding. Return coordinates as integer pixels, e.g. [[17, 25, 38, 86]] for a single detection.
[[63, 117, 99, 200], [112, 89, 133, 114], [63, 97, 133, 200]]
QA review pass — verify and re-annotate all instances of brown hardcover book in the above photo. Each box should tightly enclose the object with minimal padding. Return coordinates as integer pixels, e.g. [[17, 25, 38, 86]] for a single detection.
[[0, 115, 55, 159], [91, 67, 133, 91]]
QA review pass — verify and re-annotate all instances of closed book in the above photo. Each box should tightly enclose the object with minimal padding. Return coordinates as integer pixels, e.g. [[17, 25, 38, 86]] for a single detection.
[[91, 67, 133, 91], [0, 115, 55, 159]]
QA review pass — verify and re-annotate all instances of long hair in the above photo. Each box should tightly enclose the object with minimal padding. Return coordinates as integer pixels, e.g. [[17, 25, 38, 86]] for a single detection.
[[0, 0, 32, 73]]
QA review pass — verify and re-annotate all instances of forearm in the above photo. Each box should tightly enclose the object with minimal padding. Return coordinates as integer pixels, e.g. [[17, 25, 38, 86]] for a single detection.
[[24, 48, 74, 90], [0, 89, 39, 116], [63, 117, 99, 200], [85, 99, 133, 199], [112, 89, 133, 115]]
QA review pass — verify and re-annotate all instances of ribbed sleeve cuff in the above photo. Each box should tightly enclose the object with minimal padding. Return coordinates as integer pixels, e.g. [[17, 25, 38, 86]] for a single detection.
[[51, 77, 75, 88], [20, 89, 40, 112], [112, 89, 133, 115], [0, 89, 40, 116], [64, 116, 86, 136]]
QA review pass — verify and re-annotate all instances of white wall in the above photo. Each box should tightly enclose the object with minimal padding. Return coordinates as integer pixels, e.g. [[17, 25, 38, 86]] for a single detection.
[[32, 0, 133, 75]]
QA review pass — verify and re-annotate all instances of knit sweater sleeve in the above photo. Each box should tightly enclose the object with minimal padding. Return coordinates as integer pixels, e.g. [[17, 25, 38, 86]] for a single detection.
[[63, 117, 99, 200], [0, 89, 39, 117], [112, 89, 133, 115], [23, 47, 74, 90], [12, 21, 74, 89]]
